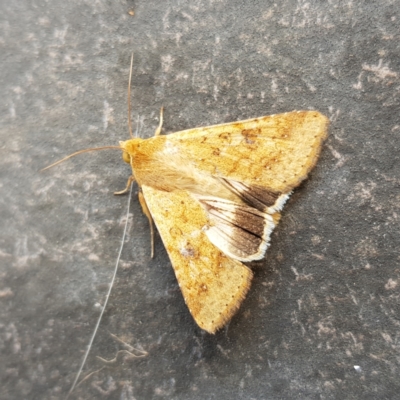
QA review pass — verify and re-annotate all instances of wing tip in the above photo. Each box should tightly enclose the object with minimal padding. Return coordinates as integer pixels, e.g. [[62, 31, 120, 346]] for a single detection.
[[194, 264, 253, 334]]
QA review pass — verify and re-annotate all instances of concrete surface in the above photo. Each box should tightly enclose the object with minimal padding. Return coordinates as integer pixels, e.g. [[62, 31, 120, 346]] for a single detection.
[[1, 0, 399, 399]]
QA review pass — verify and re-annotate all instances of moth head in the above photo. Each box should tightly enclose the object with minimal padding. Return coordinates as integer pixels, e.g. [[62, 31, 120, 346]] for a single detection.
[[119, 139, 143, 165], [119, 140, 130, 164]]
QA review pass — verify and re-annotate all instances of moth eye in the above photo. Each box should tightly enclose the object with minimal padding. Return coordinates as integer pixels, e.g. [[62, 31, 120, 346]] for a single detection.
[[122, 151, 131, 164]]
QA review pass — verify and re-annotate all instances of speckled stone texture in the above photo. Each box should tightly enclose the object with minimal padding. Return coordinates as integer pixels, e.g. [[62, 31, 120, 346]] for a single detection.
[[1, 1, 399, 399]]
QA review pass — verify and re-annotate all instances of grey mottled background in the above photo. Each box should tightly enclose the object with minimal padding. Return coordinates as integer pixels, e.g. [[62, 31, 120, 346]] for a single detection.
[[1, 1, 399, 399]]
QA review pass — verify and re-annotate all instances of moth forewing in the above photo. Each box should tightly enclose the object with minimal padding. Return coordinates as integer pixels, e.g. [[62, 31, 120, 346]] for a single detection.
[[141, 186, 253, 334]]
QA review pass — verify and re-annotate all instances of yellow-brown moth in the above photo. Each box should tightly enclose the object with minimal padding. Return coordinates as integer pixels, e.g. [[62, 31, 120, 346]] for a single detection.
[[117, 108, 328, 334], [45, 57, 328, 335]]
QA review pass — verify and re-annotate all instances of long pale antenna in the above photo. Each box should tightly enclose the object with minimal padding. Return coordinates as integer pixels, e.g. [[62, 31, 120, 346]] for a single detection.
[[58, 54, 138, 398], [66, 182, 133, 399], [41, 146, 121, 172], [128, 53, 134, 138]]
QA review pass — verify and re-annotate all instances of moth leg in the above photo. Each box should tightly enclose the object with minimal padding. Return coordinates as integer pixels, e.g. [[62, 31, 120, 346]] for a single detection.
[[114, 175, 136, 195], [154, 106, 164, 137], [138, 190, 155, 258]]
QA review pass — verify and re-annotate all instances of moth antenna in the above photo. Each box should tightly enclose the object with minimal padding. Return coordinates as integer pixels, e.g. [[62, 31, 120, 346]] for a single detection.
[[66, 183, 133, 398], [128, 53, 134, 138], [41, 146, 121, 172]]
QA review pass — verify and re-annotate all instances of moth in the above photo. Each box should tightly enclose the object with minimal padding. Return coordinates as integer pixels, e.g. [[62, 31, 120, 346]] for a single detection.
[[116, 108, 328, 333], [45, 58, 328, 335]]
